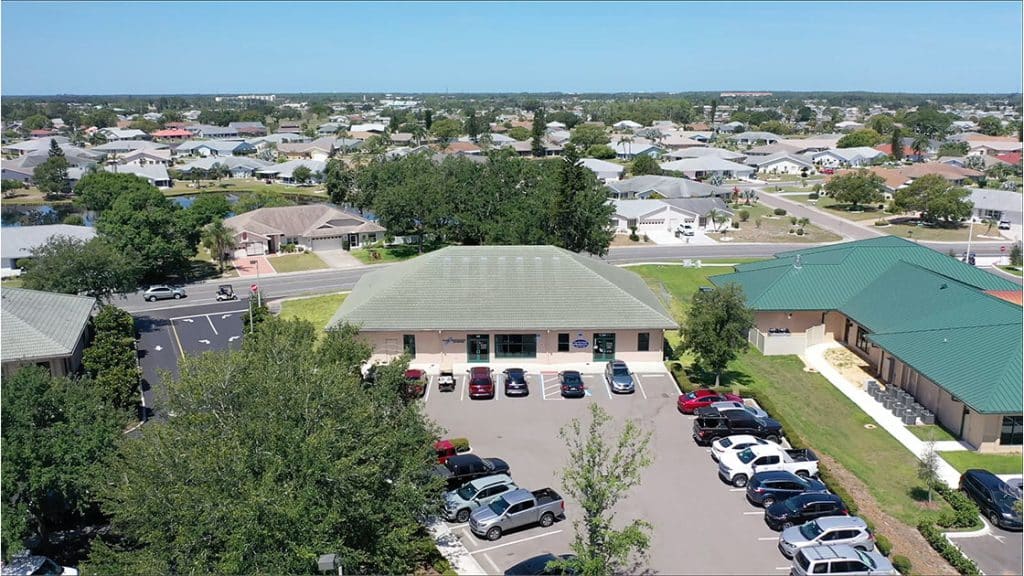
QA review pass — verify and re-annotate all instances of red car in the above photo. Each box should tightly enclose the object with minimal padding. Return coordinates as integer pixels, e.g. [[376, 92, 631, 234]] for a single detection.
[[468, 366, 495, 399], [677, 389, 742, 414], [404, 369, 427, 399]]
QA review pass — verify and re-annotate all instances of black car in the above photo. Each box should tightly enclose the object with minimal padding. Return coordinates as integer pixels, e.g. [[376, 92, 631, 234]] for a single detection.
[[432, 454, 511, 490], [504, 553, 577, 575], [960, 469, 1023, 530], [764, 492, 847, 531], [746, 470, 828, 508], [692, 408, 783, 446], [503, 368, 529, 396], [560, 371, 586, 398]]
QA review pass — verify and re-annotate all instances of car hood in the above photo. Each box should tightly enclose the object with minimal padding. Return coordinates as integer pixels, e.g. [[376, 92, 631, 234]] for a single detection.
[[718, 450, 744, 470], [779, 525, 810, 546], [487, 458, 509, 472], [765, 500, 791, 518], [611, 374, 633, 384], [760, 417, 783, 431], [432, 464, 453, 478], [470, 504, 500, 525]]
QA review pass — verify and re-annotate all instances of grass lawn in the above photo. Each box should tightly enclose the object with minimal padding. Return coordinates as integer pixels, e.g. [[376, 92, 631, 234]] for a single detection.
[[788, 195, 888, 222], [907, 424, 958, 443], [722, 209, 842, 243], [164, 180, 328, 200], [632, 265, 953, 526], [350, 243, 443, 265], [278, 293, 348, 331], [941, 451, 1023, 475], [1, 277, 25, 288], [268, 252, 327, 273], [997, 265, 1023, 277], [884, 222, 991, 242]]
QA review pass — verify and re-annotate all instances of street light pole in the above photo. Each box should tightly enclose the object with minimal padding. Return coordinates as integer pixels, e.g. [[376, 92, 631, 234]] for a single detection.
[[250, 258, 262, 307]]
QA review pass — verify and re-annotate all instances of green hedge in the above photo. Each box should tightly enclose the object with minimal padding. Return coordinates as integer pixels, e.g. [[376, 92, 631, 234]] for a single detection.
[[450, 438, 470, 453], [892, 555, 912, 575], [935, 485, 982, 530], [918, 522, 981, 575], [874, 533, 892, 557]]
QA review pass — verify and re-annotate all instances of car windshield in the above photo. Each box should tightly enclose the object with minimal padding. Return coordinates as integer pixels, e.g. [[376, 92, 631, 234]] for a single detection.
[[720, 438, 734, 448], [563, 374, 582, 385], [488, 496, 510, 515], [685, 392, 697, 400], [783, 497, 802, 512], [993, 490, 1020, 511], [471, 378, 490, 385], [856, 550, 876, 570], [456, 484, 478, 500], [799, 521, 823, 540], [613, 367, 629, 376], [737, 448, 756, 464]]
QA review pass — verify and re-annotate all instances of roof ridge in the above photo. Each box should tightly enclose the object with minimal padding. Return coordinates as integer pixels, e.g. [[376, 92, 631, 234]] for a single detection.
[[869, 321, 1022, 336]]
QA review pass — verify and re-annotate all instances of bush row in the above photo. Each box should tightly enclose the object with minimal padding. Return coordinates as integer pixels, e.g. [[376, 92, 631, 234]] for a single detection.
[[934, 485, 982, 530], [917, 522, 981, 576]]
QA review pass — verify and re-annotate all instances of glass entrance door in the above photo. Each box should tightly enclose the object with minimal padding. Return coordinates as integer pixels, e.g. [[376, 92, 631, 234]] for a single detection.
[[467, 334, 490, 363], [593, 333, 616, 361]]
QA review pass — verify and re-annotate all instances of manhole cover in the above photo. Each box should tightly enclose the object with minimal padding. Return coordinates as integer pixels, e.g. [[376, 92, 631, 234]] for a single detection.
[[864, 424, 877, 430]]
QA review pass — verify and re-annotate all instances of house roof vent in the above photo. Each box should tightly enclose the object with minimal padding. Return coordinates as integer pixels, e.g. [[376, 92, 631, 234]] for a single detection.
[[793, 254, 803, 270]]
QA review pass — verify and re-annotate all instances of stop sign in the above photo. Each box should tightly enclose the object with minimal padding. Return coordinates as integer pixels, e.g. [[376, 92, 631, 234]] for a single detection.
[[1001, 245, 1007, 253], [251, 284, 258, 292]]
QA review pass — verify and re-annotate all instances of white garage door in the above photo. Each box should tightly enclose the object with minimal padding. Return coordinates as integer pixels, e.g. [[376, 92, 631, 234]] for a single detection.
[[310, 237, 344, 251]]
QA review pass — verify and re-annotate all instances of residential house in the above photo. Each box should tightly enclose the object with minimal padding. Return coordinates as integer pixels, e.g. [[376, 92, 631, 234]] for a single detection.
[[223, 204, 384, 254], [328, 245, 678, 366], [607, 174, 732, 200], [4, 136, 71, 156], [718, 121, 746, 133], [151, 128, 194, 141], [969, 140, 1024, 157], [968, 188, 1023, 225], [610, 198, 732, 235], [30, 129, 57, 138], [227, 121, 267, 136], [746, 153, 815, 176], [778, 134, 845, 153], [580, 158, 624, 182], [812, 147, 887, 168], [175, 139, 256, 158], [613, 120, 643, 131], [658, 156, 755, 180], [105, 164, 172, 188], [610, 139, 665, 160], [254, 159, 326, 184], [1, 288, 96, 378], [118, 148, 172, 167], [277, 121, 303, 134], [711, 237, 1022, 452], [545, 121, 567, 130], [874, 143, 923, 162], [99, 127, 149, 141], [666, 147, 747, 163], [90, 140, 167, 155], [1, 225, 97, 277], [277, 137, 337, 161], [317, 122, 345, 135], [745, 142, 804, 157], [349, 123, 387, 134], [835, 121, 864, 132], [444, 141, 483, 156], [729, 131, 781, 146], [186, 124, 239, 139], [177, 156, 274, 179]]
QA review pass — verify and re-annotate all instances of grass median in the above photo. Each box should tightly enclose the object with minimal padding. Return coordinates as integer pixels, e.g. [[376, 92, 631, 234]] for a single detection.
[[278, 293, 348, 331]]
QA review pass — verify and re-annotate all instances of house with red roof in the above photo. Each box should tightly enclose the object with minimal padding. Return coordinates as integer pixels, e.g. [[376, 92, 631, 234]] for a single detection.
[[995, 152, 1021, 166], [151, 128, 193, 141]]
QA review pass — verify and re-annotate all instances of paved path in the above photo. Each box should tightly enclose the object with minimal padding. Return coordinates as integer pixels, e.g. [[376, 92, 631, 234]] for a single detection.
[[756, 192, 884, 242], [801, 342, 962, 487]]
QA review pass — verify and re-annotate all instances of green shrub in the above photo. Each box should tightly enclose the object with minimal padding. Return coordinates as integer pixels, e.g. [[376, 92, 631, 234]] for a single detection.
[[874, 220, 889, 226], [892, 555, 912, 575], [450, 437, 470, 452], [936, 485, 982, 530], [796, 228, 805, 236], [874, 533, 892, 557], [808, 192, 819, 200], [773, 208, 787, 216], [918, 522, 982, 575], [738, 209, 750, 222], [731, 221, 739, 229], [281, 242, 297, 253]]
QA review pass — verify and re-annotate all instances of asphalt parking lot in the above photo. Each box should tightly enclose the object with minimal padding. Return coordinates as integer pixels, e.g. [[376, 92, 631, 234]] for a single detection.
[[949, 520, 1024, 576], [423, 367, 789, 574], [135, 301, 249, 418]]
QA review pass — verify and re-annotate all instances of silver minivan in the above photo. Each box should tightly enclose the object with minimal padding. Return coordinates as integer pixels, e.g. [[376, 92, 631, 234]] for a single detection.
[[790, 544, 896, 576], [779, 516, 874, 558]]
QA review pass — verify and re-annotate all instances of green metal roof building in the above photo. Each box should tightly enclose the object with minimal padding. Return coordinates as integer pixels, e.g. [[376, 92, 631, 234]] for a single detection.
[[330, 245, 677, 367], [712, 237, 1022, 452]]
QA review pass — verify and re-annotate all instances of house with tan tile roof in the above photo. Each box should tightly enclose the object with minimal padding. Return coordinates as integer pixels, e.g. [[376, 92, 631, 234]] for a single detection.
[[223, 204, 385, 254]]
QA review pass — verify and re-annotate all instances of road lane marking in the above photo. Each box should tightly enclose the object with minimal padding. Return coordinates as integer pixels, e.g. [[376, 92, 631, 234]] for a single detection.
[[181, 318, 194, 323], [481, 553, 500, 574], [170, 309, 247, 321], [199, 339, 211, 344], [228, 336, 240, 342], [469, 529, 563, 555], [154, 345, 163, 351], [207, 315, 218, 335], [633, 372, 648, 399], [221, 314, 231, 319], [170, 320, 185, 359]]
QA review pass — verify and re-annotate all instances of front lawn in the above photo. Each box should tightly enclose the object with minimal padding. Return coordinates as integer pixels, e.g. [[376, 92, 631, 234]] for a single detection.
[[268, 252, 327, 273], [278, 293, 348, 331], [1, 277, 25, 288], [720, 210, 842, 243], [997, 265, 1023, 277], [884, 222, 996, 242], [941, 451, 1023, 475], [632, 264, 953, 526], [788, 195, 887, 222], [164, 179, 328, 199], [350, 243, 443, 264]]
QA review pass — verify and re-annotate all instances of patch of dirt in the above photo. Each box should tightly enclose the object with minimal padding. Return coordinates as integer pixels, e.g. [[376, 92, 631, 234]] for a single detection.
[[817, 453, 956, 575], [609, 234, 652, 247], [824, 347, 877, 390]]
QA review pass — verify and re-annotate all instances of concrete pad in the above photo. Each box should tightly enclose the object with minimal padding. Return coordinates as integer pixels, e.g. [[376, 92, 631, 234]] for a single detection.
[[316, 249, 365, 269], [233, 255, 275, 277]]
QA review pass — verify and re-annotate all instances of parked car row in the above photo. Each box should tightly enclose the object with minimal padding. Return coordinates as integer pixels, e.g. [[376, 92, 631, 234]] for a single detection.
[[399, 360, 640, 400]]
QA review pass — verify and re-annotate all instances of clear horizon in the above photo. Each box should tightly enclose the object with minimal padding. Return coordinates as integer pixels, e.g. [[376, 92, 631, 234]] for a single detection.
[[2, 1, 1022, 96]]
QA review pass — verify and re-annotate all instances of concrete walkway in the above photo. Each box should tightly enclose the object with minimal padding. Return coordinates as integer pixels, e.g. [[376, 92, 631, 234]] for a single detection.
[[425, 517, 487, 575], [801, 342, 962, 487]]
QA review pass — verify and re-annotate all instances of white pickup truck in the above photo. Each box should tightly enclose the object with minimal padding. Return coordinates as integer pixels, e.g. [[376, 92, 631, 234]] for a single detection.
[[717, 443, 819, 487]]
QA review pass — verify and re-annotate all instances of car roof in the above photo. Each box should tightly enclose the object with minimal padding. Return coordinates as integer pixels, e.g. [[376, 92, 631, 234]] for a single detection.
[[964, 469, 1009, 490], [751, 470, 804, 482], [470, 366, 491, 374], [561, 370, 581, 376], [468, 474, 513, 489], [447, 454, 483, 466], [801, 544, 861, 561], [610, 360, 627, 367], [506, 367, 524, 374], [814, 516, 868, 530], [405, 369, 425, 377], [791, 492, 841, 504]]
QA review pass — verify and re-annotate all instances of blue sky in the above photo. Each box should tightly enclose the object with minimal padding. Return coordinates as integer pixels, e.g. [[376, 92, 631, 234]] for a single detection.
[[2, 2, 1022, 95]]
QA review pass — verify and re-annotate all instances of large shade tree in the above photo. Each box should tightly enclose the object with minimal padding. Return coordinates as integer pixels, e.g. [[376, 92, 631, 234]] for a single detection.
[[679, 284, 754, 387]]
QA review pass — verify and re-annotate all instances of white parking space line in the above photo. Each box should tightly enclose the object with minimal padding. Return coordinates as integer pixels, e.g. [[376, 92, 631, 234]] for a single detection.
[[601, 374, 613, 399], [758, 537, 777, 541], [481, 554, 501, 574], [169, 309, 247, 321], [424, 375, 433, 403], [448, 522, 468, 530], [729, 488, 745, 492], [469, 529, 564, 555], [633, 373, 648, 399], [775, 567, 791, 571], [492, 370, 499, 402], [460, 374, 466, 402], [743, 511, 763, 515], [206, 315, 218, 335]]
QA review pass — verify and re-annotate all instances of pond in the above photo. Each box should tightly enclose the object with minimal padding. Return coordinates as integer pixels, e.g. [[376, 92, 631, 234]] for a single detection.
[[1, 204, 96, 227]]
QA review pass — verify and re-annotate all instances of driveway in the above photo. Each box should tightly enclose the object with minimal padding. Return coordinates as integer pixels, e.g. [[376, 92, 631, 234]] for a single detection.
[[315, 249, 365, 269], [646, 228, 718, 246], [948, 522, 1023, 576], [233, 255, 275, 277]]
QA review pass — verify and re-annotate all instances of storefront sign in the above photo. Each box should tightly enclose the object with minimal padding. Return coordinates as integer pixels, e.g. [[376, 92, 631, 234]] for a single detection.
[[572, 338, 589, 349], [442, 337, 467, 345]]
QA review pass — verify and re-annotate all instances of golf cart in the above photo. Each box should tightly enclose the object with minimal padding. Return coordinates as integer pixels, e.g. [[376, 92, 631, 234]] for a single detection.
[[438, 362, 456, 392], [215, 284, 238, 301]]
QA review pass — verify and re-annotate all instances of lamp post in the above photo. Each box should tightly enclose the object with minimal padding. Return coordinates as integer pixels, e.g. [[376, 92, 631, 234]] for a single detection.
[[965, 218, 975, 264], [250, 258, 262, 307]]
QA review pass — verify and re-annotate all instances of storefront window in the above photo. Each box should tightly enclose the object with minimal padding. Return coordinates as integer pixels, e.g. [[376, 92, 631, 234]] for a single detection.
[[1000, 415, 1023, 446], [855, 327, 870, 353], [495, 334, 537, 359], [638, 332, 650, 352], [403, 334, 416, 357], [557, 333, 570, 352]]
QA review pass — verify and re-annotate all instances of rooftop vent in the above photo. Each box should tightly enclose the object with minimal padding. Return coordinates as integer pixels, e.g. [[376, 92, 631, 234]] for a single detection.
[[793, 254, 803, 270]]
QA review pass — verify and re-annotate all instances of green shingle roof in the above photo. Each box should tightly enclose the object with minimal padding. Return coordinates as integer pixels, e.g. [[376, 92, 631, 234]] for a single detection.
[[711, 237, 1023, 414], [330, 245, 678, 332], [1, 288, 95, 363]]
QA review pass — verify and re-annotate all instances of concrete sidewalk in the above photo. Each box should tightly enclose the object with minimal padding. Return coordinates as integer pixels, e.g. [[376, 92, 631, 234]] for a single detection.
[[801, 342, 962, 488], [425, 517, 487, 575]]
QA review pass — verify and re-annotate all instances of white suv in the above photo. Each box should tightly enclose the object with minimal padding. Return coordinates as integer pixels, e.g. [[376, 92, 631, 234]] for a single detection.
[[674, 223, 695, 237]]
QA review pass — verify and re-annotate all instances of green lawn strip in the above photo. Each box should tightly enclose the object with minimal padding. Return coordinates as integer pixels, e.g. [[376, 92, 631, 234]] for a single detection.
[[278, 293, 348, 331], [1, 277, 25, 288], [996, 265, 1023, 277], [883, 223, 977, 242], [906, 425, 958, 443], [350, 243, 443, 264], [267, 252, 327, 273], [940, 451, 1023, 474], [633, 265, 951, 526], [163, 182, 328, 199]]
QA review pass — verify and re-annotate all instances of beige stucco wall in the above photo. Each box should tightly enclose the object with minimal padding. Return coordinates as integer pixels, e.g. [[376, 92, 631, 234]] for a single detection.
[[755, 311, 825, 333], [362, 329, 665, 366]]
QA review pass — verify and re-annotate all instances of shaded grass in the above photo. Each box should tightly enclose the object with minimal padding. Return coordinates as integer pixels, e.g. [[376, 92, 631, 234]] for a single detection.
[[940, 451, 1023, 475], [632, 264, 953, 526], [268, 252, 327, 273], [278, 293, 348, 332], [907, 424, 959, 443], [350, 243, 444, 264], [1, 277, 25, 288], [997, 265, 1023, 277]]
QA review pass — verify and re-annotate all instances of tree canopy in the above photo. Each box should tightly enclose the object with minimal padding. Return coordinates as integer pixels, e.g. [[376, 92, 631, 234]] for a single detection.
[[902, 105, 953, 139], [428, 118, 462, 140], [95, 188, 196, 280], [892, 174, 973, 225], [630, 154, 661, 176], [824, 170, 887, 209], [83, 317, 444, 575], [74, 171, 159, 213], [836, 129, 883, 148], [33, 140, 70, 199], [21, 235, 143, 300], [679, 284, 754, 387], [570, 124, 610, 149]]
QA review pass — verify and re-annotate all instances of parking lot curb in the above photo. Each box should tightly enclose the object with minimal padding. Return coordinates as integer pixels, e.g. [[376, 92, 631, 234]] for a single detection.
[[424, 517, 487, 575]]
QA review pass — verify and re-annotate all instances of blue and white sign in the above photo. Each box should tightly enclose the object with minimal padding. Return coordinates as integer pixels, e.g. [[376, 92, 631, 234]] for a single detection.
[[572, 338, 589, 349]]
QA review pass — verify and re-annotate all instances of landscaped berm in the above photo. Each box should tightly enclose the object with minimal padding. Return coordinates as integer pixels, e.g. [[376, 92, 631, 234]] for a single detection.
[[711, 236, 1023, 453]]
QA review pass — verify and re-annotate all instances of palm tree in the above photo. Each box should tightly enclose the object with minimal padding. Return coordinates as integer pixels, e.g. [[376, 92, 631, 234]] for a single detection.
[[620, 135, 634, 159], [911, 135, 930, 160], [705, 208, 722, 232], [202, 219, 235, 273], [410, 124, 427, 147], [797, 217, 811, 232]]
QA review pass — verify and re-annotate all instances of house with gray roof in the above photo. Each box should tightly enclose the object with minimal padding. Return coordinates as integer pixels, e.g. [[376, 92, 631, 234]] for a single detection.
[[659, 156, 755, 179], [1, 287, 96, 378], [581, 158, 624, 182], [728, 131, 781, 146], [328, 245, 677, 366], [610, 198, 732, 236], [746, 152, 816, 176], [254, 159, 326, 184], [666, 146, 747, 163], [90, 140, 166, 155], [177, 156, 273, 178], [105, 164, 172, 188], [223, 204, 384, 254], [968, 188, 1023, 225], [175, 139, 256, 158], [607, 175, 731, 200], [1, 224, 97, 277], [186, 124, 239, 139], [812, 147, 886, 168], [228, 121, 267, 136], [99, 127, 149, 141]]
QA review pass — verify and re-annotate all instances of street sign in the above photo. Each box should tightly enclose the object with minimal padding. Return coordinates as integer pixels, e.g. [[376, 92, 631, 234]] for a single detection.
[[1001, 245, 1006, 253], [251, 284, 258, 292]]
